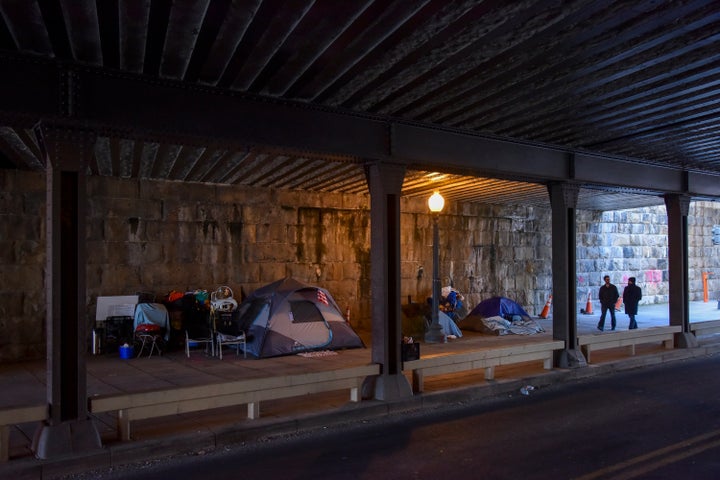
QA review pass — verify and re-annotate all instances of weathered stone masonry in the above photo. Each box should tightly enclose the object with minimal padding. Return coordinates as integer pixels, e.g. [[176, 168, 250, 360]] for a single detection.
[[1, 169, 718, 362], [576, 205, 720, 304]]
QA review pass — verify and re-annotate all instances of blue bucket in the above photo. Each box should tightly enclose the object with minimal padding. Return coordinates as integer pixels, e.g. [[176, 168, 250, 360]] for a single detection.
[[119, 345, 134, 359]]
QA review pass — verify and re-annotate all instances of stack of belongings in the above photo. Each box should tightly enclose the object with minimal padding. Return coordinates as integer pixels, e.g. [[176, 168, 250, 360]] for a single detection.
[[458, 296, 545, 336]]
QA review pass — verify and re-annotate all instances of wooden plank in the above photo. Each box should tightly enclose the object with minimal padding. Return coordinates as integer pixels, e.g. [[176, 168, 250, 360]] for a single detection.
[[578, 326, 681, 363], [422, 362, 478, 377], [690, 320, 720, 336], [580, 333, 675, 349], [126, 377, 364, 423], [583, 335, 671, 349], [578, 326, 680, 346], [97, 365, 379, 441], [91, 364, 379, 413], [407, 341, 564, 392], [496, 351, 554, 366], [0, 404, 47, 425], [1, 404, 47, 462], [89, 363, 380, 441], [404, 341, 564, 370]]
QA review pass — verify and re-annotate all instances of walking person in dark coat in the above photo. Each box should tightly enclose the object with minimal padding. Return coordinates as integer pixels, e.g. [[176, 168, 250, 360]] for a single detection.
[[623, 277, 642, 329], [597, 275, 619, 331]]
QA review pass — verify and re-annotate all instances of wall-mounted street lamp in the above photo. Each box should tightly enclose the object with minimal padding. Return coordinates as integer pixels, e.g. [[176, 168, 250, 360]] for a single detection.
[[425, 191, 446, 343]]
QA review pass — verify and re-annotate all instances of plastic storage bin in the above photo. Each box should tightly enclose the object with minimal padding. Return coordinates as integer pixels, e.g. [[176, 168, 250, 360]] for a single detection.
[[119, 344, 134, 359]]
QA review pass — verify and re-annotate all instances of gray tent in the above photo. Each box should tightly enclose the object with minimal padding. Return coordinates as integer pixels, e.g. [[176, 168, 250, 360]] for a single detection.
[[236, 278, 364, 358]]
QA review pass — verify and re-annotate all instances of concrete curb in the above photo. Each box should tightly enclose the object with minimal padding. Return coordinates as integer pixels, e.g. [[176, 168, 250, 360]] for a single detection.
[[3, 342, 720, 479]]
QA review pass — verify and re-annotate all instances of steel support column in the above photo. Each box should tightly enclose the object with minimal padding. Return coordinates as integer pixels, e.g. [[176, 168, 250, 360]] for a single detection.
[[664, 194, 698, 348], [548, 182, 587, 368], [31, 124, 101, 459], [363, 161, 413, 401]]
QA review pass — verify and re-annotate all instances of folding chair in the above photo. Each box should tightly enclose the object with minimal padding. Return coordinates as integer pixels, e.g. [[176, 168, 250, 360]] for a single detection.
[[133, 303, 170, 358], [134, 323, 165, 357], [215, 331, 246, 359], [185, 314, 215, 358], [212, 308, 247, 359]]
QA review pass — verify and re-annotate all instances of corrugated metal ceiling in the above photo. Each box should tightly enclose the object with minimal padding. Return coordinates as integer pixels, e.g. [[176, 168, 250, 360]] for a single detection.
[[1, 1, 718, 210]]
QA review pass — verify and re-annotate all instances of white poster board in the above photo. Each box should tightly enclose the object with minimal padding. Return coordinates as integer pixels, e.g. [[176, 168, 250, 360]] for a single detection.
[[95, 295, 139, 321]]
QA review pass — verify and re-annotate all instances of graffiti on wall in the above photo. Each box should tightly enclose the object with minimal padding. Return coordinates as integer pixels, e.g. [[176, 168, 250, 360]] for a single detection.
[[643, 269, 663, 286]]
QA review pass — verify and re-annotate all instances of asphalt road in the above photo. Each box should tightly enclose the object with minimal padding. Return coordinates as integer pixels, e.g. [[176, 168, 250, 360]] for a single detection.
[[72, 355, 720, 480]]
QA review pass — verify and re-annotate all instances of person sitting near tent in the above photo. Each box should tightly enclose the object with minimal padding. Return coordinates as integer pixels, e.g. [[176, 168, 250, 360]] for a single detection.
[[440, 290, 458, 319], [439, 287, 466, 322]]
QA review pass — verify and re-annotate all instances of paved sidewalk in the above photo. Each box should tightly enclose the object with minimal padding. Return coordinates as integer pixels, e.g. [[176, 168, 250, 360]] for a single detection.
[[1, 301, 718, 479], [573, 299, 720, 332]]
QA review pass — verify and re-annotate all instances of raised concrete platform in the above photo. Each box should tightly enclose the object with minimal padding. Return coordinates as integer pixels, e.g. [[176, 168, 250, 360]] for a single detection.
[[1, 301, 718, 478]]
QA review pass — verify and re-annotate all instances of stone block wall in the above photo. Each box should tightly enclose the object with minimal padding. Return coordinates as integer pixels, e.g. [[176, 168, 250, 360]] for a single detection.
[[576, 206, 670, 305], [576, 202, 720, 306], [0, 171, 46, 361], [85, 176, 373, 325], [400, 200, 553, 316], [0, 171, 555, 362], [1, 168, 718, 362], [0, 171, 376, 362], [688, 201, 720, 302]]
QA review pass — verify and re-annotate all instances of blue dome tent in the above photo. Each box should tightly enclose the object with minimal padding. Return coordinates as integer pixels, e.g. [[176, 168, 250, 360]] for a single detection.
[[468, 296, 531, 320]]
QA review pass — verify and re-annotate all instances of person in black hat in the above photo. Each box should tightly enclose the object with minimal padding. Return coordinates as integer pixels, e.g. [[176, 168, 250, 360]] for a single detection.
[[622, 277, 642, 329]]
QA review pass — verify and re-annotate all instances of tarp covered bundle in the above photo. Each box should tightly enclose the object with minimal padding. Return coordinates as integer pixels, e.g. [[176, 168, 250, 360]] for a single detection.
[[236, 277, 364, 358], [460, 296, 544, 336], [461, 316, 545, 336]]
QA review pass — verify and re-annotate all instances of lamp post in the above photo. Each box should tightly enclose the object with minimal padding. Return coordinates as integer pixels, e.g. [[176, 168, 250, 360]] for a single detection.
[[425, 191, 447, 343]]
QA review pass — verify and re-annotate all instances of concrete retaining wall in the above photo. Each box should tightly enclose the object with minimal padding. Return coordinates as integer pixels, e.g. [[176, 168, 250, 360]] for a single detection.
[[576, 203, 720, 307], [1, 169, 718, 362]]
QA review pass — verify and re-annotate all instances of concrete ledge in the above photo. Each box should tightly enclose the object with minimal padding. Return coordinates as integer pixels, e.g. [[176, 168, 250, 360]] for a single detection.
[[690, 319, 720, 337], [90, 363, 379, 441], [578, 326, 681, 363], [0, 405, 47, 462], [402, 340, 565, 393]]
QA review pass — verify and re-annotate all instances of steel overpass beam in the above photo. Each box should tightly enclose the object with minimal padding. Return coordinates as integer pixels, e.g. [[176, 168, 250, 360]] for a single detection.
[[0, 57, 718, 199]]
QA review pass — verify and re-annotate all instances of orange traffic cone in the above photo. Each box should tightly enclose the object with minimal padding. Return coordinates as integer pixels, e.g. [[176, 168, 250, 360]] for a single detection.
[[539, 295, 552, 318], [584, 291, 593, 315]]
